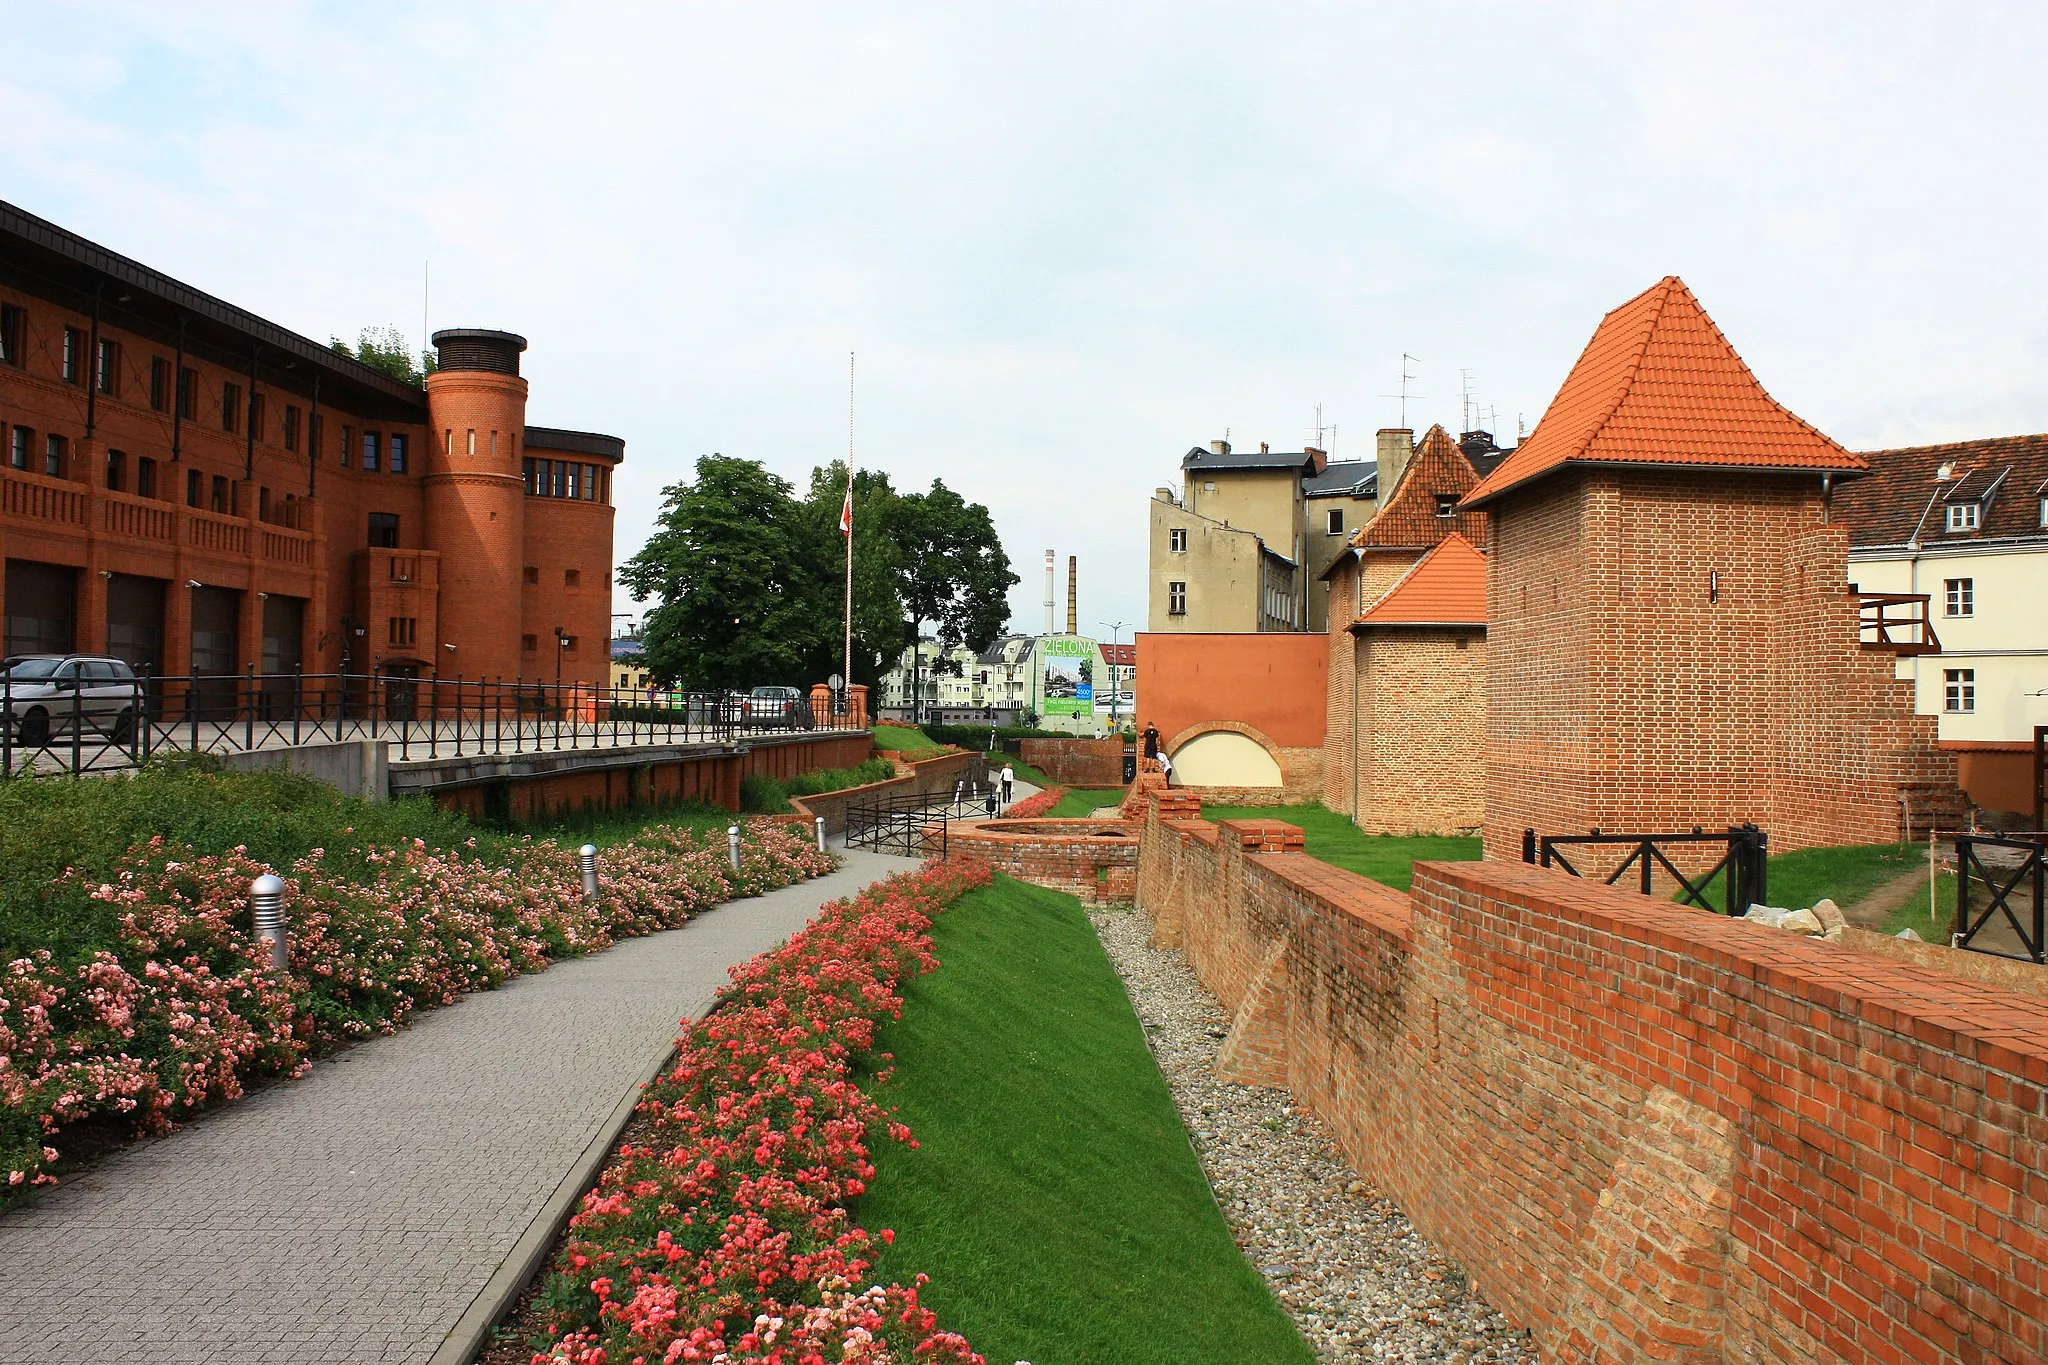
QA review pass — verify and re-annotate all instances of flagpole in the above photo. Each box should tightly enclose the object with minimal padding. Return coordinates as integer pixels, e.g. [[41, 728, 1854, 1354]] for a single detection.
[[844, 352, 855, 704]]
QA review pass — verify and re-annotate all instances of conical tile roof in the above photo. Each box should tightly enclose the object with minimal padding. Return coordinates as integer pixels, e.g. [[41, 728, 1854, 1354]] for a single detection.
[[1463, 276, 1866, 507]]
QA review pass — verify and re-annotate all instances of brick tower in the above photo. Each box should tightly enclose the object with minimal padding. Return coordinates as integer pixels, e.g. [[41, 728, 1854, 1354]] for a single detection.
[[424, 329, 529, 682]]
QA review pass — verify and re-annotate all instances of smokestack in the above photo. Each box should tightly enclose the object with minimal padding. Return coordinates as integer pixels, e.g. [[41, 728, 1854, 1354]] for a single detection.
[[1375, 428, 1414, 511], [1043, 550, 1055, 635], [1066, 556, 1078, 636]]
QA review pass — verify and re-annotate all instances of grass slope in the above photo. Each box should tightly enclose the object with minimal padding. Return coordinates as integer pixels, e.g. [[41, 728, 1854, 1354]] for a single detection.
[[859, 876, 1312, 1365], [873, 724, 944, 757], [1201, 801, 1480, 891], [1045, 787, 1127, 817]]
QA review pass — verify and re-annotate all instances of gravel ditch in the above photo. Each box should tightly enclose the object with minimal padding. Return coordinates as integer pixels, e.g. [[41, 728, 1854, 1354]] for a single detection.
[[1089, 906, 1536, 1365]]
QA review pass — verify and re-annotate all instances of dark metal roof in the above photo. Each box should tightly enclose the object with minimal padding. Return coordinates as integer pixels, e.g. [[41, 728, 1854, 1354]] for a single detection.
[[1304, 459, 1377, 497], [1182, 445, 1320, 473], [526, 426, 626, 463], [0, 197, 430, 423]]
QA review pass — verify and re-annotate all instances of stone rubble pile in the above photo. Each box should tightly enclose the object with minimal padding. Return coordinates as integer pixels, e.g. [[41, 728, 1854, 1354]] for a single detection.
[[1090, 907, 1536, 1365]]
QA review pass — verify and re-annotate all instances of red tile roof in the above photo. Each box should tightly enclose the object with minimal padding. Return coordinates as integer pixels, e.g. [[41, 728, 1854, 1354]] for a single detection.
[[1833, 433, 2048, 549], [1462, 276, 1866, 508], [1098, 642, 1137, 666], [1353, 531, 1487, 627]]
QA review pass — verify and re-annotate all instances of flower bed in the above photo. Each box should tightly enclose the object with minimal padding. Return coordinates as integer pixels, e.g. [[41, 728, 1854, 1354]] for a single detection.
[[998, 786, 1066, 820], [0, 819, 834, 1196], [528, 859, 993, 1365]]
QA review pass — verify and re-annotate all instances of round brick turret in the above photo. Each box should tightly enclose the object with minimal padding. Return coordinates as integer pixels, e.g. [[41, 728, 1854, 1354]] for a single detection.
[[425, 329, 529, 682]]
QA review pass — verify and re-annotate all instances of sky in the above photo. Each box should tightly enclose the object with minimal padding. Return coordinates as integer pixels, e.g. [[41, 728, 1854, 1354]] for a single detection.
[[4, 2, 2044, 640]]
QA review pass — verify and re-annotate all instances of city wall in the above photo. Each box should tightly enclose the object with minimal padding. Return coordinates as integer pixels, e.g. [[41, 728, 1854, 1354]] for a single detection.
[[1108, 804, 2048, 1362], [1017, 736, 1125, 787]]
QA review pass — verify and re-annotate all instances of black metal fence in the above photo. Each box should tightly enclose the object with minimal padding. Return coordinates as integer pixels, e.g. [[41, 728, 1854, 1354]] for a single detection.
[[1523, 824, 1769, 917], [1, 670, 866, 775], [844, 771, 1000, 857], [1951, 833, 2046, 963]]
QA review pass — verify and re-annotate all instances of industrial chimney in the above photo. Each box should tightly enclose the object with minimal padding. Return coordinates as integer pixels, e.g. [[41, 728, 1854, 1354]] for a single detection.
[[1043, 550, 1055, 635], [1066, 556, 1078, 636]]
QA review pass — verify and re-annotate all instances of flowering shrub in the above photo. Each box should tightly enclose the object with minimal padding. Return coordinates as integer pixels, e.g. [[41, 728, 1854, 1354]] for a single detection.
[[529, 858, 994, 1365], [0, 820, 834, 1195], [1000, 787, 1067, 820]]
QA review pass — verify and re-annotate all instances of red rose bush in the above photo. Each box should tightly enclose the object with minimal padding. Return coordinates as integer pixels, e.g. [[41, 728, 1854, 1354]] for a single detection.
[[529, 858, 994, 1365], [998, 786, 1065, 819], [0, 820, 834, 1195]]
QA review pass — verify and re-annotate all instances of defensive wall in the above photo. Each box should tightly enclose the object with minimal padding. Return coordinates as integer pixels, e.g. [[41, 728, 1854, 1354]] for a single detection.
[[942, 816, 1142, 904], [1133, 631, 1326, 802], [1017, 736, 1124, 787]]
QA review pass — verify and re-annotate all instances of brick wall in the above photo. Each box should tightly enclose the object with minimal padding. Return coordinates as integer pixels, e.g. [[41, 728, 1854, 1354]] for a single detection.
[[1485, 469, 1957, 858], [943, 818, 1142, 904], [789, 747, 981, 836], [1137, 809, 2048, 1362], [1018, 736, 1125, 786]]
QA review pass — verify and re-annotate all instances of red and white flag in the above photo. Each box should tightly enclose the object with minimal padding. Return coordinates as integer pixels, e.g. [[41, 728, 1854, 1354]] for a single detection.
[[840, 474, 853, 536]]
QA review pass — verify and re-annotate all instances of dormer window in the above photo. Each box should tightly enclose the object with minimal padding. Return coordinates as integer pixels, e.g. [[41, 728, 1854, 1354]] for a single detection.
[[1435, 494, 1458, 518], [1945, 502, 1981, 533]]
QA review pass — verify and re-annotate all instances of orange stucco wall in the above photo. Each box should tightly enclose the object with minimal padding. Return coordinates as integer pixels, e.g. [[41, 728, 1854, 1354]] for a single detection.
[[1134, 632, 1328, 750]]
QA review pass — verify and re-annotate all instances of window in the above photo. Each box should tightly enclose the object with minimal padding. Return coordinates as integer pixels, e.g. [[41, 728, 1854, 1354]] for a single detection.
[[249, 393, 265, 443], [1943, 578, 1974, 618], [136, 457, 157, 499], [43, 434, 66, 478], [361, 431, 381, 472], [388, 433, 407, 474], [1945, 501, 1981, 533], [566, 463, 582, 499], [210, 475, 228, 513], [1435, 493, 1459, 518], [221, 382, 241, 434], [94, 338, 119, 396], [522, 634, 538, 654], [104, 449, 126, 491], [1943, 668, 1975, 713], [8, 426, 28, 470], [62, 327, 84, 383], [367, 512, 400, 548], [2040, 494, 2047, 528], [1326, 508, 1344, 535], [177, 367, 197, 419], [564, 568, 580, 588], [1168, 527, 1187, 553], [523, 565, 539, 585], [388, 617, 418, 647], [1168, 581, 1187, 616], [150, 357, 171, 412], [283, 405, 300, 452], [0, 304, 22, 365], [186, 469, 203, 507]]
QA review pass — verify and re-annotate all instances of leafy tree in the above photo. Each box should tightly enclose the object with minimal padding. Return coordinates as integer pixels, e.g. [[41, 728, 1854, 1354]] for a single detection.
[[329, 326, 437, 386], [892, 479, 1018, 723], [619, 456, 829, 690], [797, 462, 908, 688]]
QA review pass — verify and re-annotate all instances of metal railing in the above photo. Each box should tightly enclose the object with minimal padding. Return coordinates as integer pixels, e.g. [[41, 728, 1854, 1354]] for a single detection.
[[1, 670, 865, 775], [1951, 832, 2046, 963], [844, 770, 998, 857], [1523, 824, 1769, 917]]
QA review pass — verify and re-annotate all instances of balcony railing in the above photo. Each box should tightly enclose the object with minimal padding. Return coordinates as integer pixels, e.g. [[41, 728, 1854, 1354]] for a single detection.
[[1858, 593, 1941, 655]]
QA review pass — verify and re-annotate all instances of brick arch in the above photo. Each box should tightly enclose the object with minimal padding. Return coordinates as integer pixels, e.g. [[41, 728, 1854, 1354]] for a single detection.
[[1164, 718, 1284, 764]]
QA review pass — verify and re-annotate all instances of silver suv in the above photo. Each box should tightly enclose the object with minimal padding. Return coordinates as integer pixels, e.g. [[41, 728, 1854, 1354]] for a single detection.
[[742, 685, 814, 730], [2, 655, 143, 745]]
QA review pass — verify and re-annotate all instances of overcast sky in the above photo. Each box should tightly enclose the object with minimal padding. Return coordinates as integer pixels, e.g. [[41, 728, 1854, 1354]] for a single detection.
[[5, 2, 2044, 638]]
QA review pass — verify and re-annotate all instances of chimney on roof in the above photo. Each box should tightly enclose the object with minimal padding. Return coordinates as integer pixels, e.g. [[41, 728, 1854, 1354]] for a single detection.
[[1043, 550, 1054, 635], [1375, 429, 1414, 512], [1305, 446, 1327, 474], [1210, 439, 1231, 455], [1066, 556, 1078, 636], [1459, 430, 1499, 459], [1260, 441, 1270, 453]]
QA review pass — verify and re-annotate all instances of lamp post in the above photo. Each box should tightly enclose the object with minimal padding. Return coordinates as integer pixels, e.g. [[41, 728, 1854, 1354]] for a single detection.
[[1098, 620, 1129, 733]]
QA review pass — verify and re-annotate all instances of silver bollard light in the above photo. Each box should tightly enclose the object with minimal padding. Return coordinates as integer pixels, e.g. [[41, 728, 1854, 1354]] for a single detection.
[[578, 843, 600, 901], [250, 873, 289, 973], [728, 823, 742, 873], [814, 815, 827, 852]]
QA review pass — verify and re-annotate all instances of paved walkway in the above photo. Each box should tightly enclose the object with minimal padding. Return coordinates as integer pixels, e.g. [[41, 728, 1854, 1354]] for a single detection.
[[0, 848, 919, 1365]]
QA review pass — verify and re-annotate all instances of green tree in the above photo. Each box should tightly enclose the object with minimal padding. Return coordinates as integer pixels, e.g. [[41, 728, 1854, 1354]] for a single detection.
[[892, 479, 1018, 723], [618, 455, 829, 690], [329, 326, 437, 386], [797, 462, 908, 688]]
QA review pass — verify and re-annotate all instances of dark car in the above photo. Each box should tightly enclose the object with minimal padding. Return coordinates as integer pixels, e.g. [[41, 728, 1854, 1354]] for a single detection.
[[2, 654, 144, 745]]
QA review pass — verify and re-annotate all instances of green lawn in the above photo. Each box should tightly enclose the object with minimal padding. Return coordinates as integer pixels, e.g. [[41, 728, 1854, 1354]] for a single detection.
[[986, 751, 1055, 789], [858, 876, 1313, 1365], [1201, 801, 1480, 891], [873, 723, 944, 757], [1683, 841, 1954, 936], [1045, 787, 1127, 817]]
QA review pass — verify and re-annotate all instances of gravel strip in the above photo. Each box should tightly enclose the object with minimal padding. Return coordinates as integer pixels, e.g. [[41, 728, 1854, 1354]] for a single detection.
[[1089, 906, 1537, 1364]]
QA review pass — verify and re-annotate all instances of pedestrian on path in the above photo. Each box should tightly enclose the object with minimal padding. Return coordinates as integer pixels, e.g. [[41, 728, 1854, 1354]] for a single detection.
[[1000, 764, 1015, 806]]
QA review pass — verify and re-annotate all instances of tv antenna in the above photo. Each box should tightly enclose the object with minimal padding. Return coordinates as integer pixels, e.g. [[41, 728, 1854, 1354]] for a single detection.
[[1308, 403, 1328, 451], [1459, 369, 1476, 434], [1379, 354, 1422, 429]]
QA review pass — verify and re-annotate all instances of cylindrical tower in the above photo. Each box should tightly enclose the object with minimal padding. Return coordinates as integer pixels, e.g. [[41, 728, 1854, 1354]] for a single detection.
[[424, 329, 529, 682]]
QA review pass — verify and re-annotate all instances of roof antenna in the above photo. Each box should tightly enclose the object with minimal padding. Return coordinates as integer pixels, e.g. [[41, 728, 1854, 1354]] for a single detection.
[[1309, 402, 1327, 450], [1380, 354, 1422, 429], [1459, 368, 1476, 433]]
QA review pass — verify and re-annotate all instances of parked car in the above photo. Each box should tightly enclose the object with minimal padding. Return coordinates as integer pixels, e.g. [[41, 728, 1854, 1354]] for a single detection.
[[1, 654, 144, 745], [742, 685, 813, 730]]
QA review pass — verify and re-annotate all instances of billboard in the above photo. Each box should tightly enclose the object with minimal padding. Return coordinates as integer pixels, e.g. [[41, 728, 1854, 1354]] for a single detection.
[[1039, 636, 1096, 717]]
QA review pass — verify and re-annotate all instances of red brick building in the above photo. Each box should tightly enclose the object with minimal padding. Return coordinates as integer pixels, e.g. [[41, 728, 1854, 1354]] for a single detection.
[[1464, 276, 1956, 857], [0, 201, 621, 694]]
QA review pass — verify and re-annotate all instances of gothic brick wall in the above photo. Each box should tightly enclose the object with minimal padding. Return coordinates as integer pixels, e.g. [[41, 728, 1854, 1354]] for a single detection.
[[1483, 468, 1956, 858], [1136, 812, 2048, 1362], [1018, 736, 1124, 786], [943, 819, 1141, 904]]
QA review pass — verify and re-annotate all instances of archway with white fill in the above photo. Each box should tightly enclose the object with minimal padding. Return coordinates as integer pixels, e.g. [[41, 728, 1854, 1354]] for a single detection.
[[1170, 729, 1284, 787]]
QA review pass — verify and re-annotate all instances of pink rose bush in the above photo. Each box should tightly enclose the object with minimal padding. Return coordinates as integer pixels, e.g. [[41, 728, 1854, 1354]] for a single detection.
[[529, 858, 993, 1365], [0, 820, 834, 1196], [998, 787, 1066, 819]]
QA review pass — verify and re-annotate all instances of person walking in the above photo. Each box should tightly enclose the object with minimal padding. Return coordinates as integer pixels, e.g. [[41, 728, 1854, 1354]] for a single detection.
[[1000, 764, 1015, 807]]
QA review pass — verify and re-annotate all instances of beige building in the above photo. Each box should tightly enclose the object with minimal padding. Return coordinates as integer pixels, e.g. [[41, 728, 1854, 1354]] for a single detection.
[[1149, 439, 1382, 634]]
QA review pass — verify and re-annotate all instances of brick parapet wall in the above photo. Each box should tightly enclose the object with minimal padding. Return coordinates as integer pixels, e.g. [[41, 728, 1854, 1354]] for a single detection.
[[1143, 814, 2048, 1362], [1018, 737, 1125, 787], [942, 818, 1141, 904], [790, 747, 980, 836]]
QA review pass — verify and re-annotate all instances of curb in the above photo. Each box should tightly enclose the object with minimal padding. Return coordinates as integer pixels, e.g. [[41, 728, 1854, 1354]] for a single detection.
[[427, 1040, 678, 1365]]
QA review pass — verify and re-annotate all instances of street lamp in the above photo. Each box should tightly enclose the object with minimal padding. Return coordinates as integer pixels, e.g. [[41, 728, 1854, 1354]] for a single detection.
[[1098, 620, 1129, 733], [553, 626, 567, 696]]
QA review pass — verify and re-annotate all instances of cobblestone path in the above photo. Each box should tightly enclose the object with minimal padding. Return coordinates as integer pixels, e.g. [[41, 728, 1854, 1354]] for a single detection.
[[0, 847, 918, 1365]]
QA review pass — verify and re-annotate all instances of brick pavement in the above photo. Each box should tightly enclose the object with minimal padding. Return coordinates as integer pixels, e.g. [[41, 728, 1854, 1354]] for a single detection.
[[0, 847, 918, 1365]]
